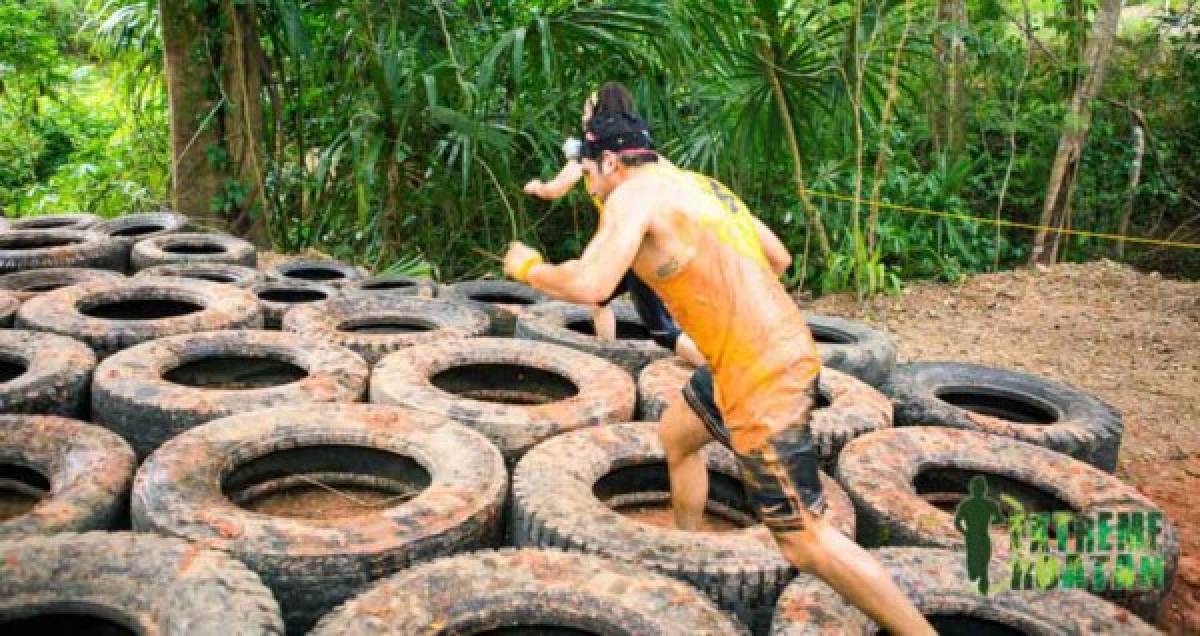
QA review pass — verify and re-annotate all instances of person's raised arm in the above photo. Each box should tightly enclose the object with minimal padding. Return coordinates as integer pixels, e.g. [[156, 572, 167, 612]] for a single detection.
[[524, 161, 584, 200], [753, 216, 792, 277], [505, 182, 654, 306]]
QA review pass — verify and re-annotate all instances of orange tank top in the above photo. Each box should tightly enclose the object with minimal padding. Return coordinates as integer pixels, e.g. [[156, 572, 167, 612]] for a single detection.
[[636, 166, 821, 419]]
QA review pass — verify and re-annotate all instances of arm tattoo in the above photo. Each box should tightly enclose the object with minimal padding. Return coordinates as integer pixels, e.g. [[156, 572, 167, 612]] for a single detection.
[[655, 258, 681, 279]]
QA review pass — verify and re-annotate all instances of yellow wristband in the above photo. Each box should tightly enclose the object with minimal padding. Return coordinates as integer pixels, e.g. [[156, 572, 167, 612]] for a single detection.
[[514, 254, 543, 283]]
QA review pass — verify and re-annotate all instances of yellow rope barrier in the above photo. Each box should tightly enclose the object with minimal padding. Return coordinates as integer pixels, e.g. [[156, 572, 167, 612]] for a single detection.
[[800, 188, 1200, 251]]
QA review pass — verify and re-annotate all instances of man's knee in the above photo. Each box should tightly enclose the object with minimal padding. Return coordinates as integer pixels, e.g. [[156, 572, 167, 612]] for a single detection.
[[658, 401, 709, 460], [771, 524, 824, 571]]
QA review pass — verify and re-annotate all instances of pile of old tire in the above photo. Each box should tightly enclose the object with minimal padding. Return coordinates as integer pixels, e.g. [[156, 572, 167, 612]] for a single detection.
[[771, 547, 1157, 634], [347, 273, 438, 297], [0, 330, 95, 416], [0, 267, 124, 302], [284, 295, 490, 365], [130, 232, 257, 271], [312, 548, 746, 635], [0, 416, 134, 539], [441, 279, 548, 336], [638, 358, 892, 470], [0, 229, 124, 274], [371, 337, 635, 465], [95, 211, 188, 271], [883, 362, 1123, 472], [835, 426, 1178, 621], [0, 533, 283, 634], [515, 300, 671, 374], [136, 262, 262, 288], [251, 279, 338, 328], [132, 403, 506, 633], [805, 314, 897, 387], [8, 213, 99, 231], [0, 290, 17, 327], [511, 421, 857, 632], [92, 329, 369, 457], [15, 277, 262, 357], [265, 258, 366, 289]]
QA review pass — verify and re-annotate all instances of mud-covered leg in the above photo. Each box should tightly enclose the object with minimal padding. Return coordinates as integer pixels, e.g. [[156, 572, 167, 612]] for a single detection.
[[657, 393, 713, 531]]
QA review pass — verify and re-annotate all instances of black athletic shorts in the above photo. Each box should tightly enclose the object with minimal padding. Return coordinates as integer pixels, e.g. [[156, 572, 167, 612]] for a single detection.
[[682, 366, 826, 532]]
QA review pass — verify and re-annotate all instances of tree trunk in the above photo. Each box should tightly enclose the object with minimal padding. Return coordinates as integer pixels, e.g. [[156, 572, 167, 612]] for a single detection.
[[1115, 116, 1145, 258], [221, 0, 268, 244], [934, 0, 969, 162], [1028, 0, 1124, 265], [158, 0, 223, 220]]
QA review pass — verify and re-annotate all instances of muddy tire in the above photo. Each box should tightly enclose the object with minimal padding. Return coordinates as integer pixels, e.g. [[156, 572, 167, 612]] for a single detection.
[[283, 295, 490, 365], [835, 426, 1179, 620], [132, 403, 506, 633], [371, 337, 635, 465], [0, 331, 96, 417], [0, 532, 283, 634], [348, 274, 438, 298], [93, 329, 368, 457], [251, 279, 337, 328], [15, 277, 263, 358], [515, 301, 671, 374], [806, 314, 896, 387], [136, 263, 262, 288], [637, 359, 891, 470], [8, 213, 101, 231], [312, 548, 747, 635], [0, 229, 124, 274], [441, 279, 548, 336], [95, 212, 188, 271], [512, 421, 855, 633], [0, 291, 16, 327], [264, 258, 366, 289], [130, 232, 257, 271], [0, 416, 134, 538], [882, 362, 1123, 472], [771, 547, 1156, 635], [0, 268, 125, 302]]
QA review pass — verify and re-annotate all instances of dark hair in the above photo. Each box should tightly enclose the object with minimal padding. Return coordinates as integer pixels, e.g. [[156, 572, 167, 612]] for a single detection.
[[592, 82, 636, 117], [583, 112, 656, 163]]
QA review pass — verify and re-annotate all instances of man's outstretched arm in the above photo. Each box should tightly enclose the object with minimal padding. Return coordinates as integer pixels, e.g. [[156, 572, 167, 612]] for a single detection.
[[504, 183, 654, 306]]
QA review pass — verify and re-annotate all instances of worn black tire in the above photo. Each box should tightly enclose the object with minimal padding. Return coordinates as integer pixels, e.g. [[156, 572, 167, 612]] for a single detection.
[[805, 314, 897, 387], [441, 279, 549, 336], [512, 422, 856, 633], [638, 359, 893, 471], [264, 258, 366, 289], [882, 362, 1123, 472], [130, 232, 257, 271], [136, 263, 262, 288], [0, 532, 283, 635], [284, 295, 490, 365], [93, 329, 369, 458], [132, 403, 506, 633], [0, 267, 125, 302], [836, 426, 1179, 621], [0, 291, 16, 327], [0, 229, 124, 274], [15, 277, 263, 358], [8, 213, 101, 231], [515, 301, 671, 374], [772, 547, 1156, 634], [371, 337, 636, 466], [312, 547, 747, 635], [251, 279, 338, 329], [0, 330, 96, 417], [0, 416, 134, 538], [95, 212, 188, 271], [347, 273, 438, 298]]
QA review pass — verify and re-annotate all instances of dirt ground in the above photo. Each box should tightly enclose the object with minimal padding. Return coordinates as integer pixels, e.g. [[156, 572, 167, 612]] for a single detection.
[[802, 259, 1200, 634]]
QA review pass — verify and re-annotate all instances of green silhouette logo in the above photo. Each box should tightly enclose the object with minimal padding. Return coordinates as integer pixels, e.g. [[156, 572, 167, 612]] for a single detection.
[[953, 475, 1006, 594]]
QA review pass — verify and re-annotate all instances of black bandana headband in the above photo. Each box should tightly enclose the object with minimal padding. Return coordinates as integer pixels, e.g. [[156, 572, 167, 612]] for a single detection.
[[582, 112, 654, 161]]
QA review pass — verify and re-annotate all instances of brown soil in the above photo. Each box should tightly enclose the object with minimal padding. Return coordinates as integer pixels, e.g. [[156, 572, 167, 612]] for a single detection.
[[804, 260, 1200, 633], [617, 502, 747, 533], [241, 483, 413, 520]]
